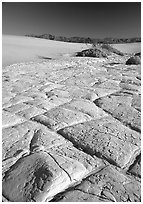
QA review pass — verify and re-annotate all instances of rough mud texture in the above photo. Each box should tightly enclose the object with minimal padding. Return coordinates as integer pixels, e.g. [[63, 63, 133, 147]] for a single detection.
[[58, 117, 140, 169], [2, 55, 141, 202], [54, 166, 141, 202]]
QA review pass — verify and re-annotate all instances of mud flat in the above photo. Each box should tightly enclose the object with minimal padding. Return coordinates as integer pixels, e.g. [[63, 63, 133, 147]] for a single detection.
[[2, 37, 141, 201]]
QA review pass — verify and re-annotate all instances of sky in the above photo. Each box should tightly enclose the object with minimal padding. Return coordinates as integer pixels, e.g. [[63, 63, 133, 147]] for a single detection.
[[2, 2, 141, 38]]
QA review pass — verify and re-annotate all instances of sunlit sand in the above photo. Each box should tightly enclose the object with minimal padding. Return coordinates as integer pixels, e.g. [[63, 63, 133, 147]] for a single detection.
[[111, 42, 141, 54], [3, 35, 141, 68], [2, 35, 91, 67]]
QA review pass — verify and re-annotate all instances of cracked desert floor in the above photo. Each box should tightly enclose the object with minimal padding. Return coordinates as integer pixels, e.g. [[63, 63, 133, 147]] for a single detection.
[[2, 35, 141, 202]]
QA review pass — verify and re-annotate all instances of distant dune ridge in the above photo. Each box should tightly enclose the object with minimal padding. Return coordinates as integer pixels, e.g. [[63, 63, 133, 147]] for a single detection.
[[2, 35, 141, 67], [25, 34, 141, 44]]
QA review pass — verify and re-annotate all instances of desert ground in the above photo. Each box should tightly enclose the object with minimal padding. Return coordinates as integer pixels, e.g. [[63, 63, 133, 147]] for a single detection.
[[2, 35, 141, 202]]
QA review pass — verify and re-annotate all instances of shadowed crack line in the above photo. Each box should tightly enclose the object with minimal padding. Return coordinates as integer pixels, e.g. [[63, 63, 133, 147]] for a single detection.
[[57, 129, 120, 168], [2, 194, 11, 202], [127, 153, 141, 178], [50, 165, 107, 202], [94, 100, 141, 133], [44, 150, 72, 182]]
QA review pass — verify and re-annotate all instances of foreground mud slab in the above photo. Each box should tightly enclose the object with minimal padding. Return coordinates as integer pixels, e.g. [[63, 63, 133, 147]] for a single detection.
[[2, 55, 141, 202]]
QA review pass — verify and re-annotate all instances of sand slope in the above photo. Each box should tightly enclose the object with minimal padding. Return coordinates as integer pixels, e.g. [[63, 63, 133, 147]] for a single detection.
[[111, 42, 141, 54], [3, 35, 141, 67], [2, 35, 91, 67]]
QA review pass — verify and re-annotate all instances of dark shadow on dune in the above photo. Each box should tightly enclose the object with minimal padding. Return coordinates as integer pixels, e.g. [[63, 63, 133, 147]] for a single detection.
[[38, 56, 52, 60], [108, 62, 121, 66]]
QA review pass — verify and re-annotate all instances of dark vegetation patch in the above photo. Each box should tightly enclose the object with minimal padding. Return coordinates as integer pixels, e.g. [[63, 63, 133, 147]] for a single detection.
[[134, 52, 141, 57], [76, 44, 124, 58], [76, 48, 108, 58], [100, 44, 124, 56], [126, 56, 141, 65]]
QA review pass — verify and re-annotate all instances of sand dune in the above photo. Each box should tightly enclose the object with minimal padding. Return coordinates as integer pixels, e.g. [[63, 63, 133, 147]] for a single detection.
[[111, 42, 141, 54], [3, 35, 141, 67], [2, 35, 91, 67]]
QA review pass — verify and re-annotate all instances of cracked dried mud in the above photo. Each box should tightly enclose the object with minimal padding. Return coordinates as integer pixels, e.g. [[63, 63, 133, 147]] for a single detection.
[[2, 55, 141, 202]]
